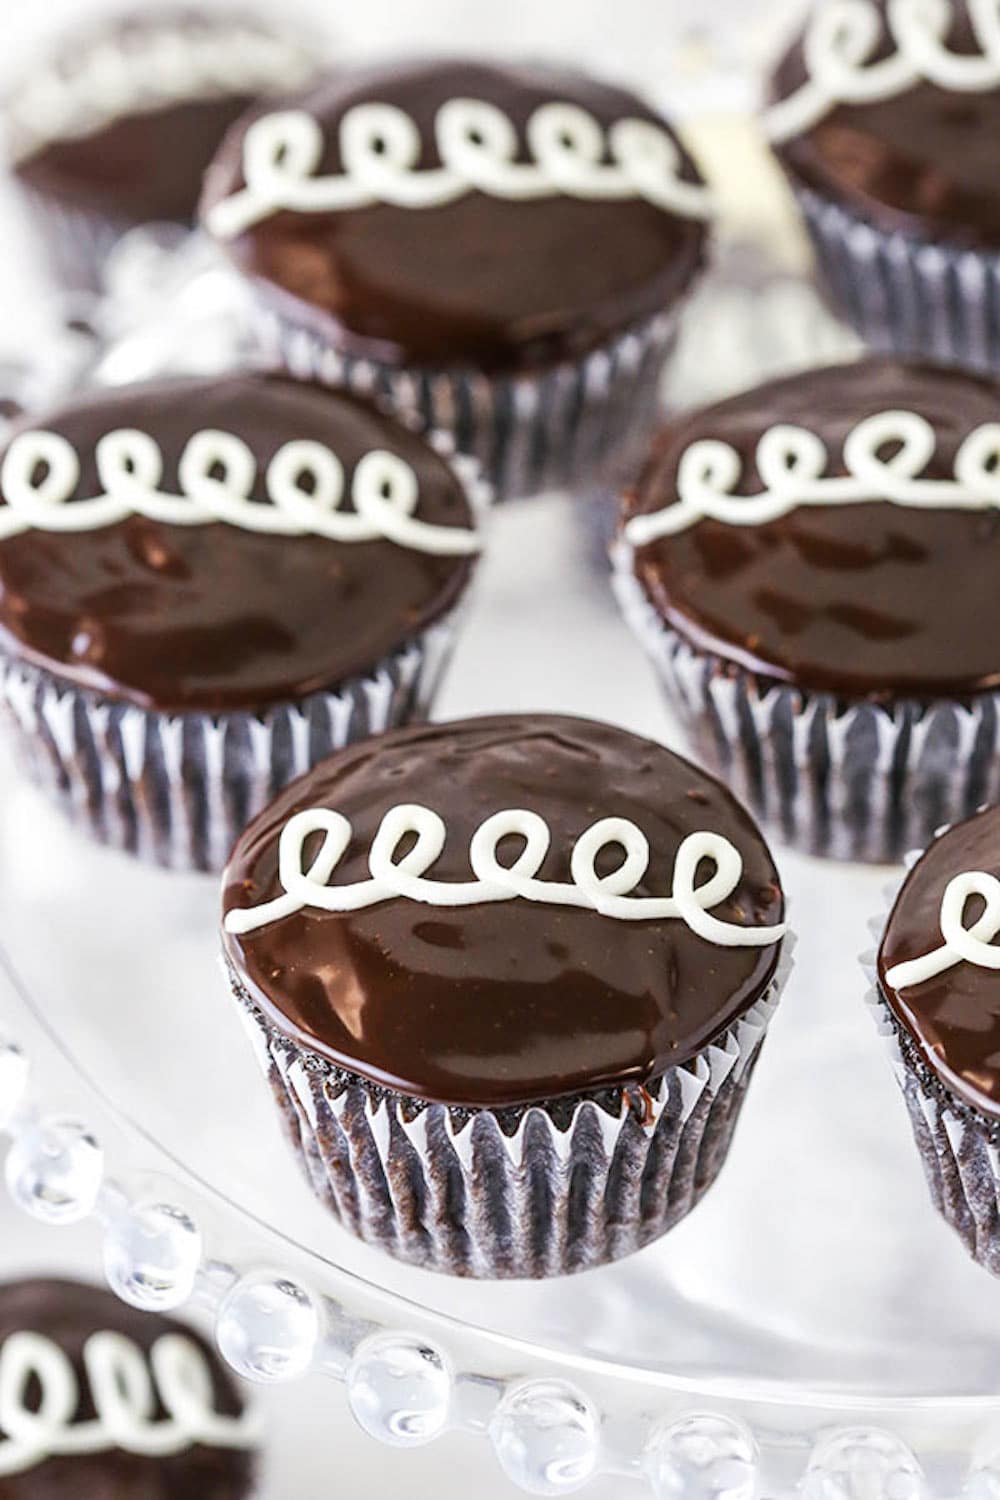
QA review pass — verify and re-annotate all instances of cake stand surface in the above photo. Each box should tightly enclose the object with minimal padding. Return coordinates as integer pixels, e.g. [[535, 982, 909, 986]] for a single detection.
[[2, 460, 1000, 1497]]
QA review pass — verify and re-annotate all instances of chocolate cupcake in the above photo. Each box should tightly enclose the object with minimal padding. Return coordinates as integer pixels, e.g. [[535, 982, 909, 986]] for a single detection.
[[765, 0, 1000, 370], [874, 806, 1000, 1274], [5, 7, 316, 291], [221, 713, 788, 1279], [0, 372, 482, 870], [200, 58, 712, 500], [0, 1277, 257, 1494], [613, 355, 1000, 863]]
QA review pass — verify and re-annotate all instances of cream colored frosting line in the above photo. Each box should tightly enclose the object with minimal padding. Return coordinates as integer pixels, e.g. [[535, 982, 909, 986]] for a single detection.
[[764, 0, 1000, 144], [224, 803, 786, 947], [0, 1330, 258, 1475], [6, 22, 314, 160], [624, 409, 1000, 547], [206, 98, 716, 238], [885, 869, 1000, 990], [0, 427, 481, 557]]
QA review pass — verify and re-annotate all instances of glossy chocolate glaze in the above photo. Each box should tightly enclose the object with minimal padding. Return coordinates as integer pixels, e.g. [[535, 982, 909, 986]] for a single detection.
[[879, 806, 1000, 1117], [0, 374, 475, 713], [771, 1, 1000, 247], [16, 97, 268, 223], [201, 58, 707, 372], [626, 356, 1000, 700], [222, 714, 785, 1109], [0, 1278, 253, 1498], [9, 11, 304, 224]]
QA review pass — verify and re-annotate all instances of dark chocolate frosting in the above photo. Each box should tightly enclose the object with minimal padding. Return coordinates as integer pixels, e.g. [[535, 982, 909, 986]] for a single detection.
[[9, 10, 312, 225], [625, 356, 1000, 701], [0, 1277, 253, 1498], [0, 373, 475, 713], [201, 58, 707, 372], [771, 1, 1000, 248], [222, 714, 785, 1110], [879, 806, 1000, 1117]]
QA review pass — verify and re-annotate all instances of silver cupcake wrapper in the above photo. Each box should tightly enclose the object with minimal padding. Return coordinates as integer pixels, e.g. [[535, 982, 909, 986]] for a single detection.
[[252, 297, 681, 501], [612, 541, 1000, 863], [795, 185, 1000, 373], [862, 866, 1000, 1274], [15, 182, 140, 293], [227, 943, 790, 1280], [0, 611, 458, 872]]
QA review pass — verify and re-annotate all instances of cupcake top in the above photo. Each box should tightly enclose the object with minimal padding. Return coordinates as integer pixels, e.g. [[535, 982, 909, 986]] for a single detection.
[[765, 0, 1000, 248], [222, 714, 786, 1110], [0, 372, 479, 712], [6, 7, 315, 224], [879, 805, 1000, 1117], [0, 1277, 256, 1494], [622, 356, 1000, 700], [201, 57, 712, 372]]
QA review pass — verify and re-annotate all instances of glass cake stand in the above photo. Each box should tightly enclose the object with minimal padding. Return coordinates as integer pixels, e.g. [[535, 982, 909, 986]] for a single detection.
[[1, 246, 998, 1500]]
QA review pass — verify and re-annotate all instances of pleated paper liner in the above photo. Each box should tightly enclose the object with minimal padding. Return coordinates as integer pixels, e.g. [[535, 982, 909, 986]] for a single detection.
[[225, 941, 792, 1280]]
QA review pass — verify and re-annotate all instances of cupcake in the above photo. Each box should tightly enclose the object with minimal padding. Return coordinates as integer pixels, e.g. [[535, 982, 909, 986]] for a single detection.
[[0, 372, 482, 870], [765, 0, 1000, 371], [0, 1276, 257, 1494], [221, 713, 788, 1279], [614, 355, 1000, 863], [4, 7, 317, 291], [200, 58, 713, 500], [875, 806, 1000, 1274]]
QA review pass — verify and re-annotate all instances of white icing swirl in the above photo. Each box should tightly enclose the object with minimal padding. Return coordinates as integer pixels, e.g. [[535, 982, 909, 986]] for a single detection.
[[885, 868, 1000, 989], [223, 803, 786, 947], [206, 99, 715, 239], [624, 408, 1000, 546], [6, 20, 314, 161], [0, 1329, 257, 1475], [0, 428, 480, 556], [765, 0, 1000, 143]]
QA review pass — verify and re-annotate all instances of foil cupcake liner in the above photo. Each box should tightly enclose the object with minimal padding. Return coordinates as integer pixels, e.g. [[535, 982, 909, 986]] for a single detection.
[[863, 864, 1000, 1275], [252, 296, 681, 502], [226, 949, 788, 1279], [0, 611, 458, 872], [611, 541, 1000, 863], [794, 185, 1000, 373]]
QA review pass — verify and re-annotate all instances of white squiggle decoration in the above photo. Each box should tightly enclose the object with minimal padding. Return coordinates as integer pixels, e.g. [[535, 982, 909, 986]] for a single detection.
[[624, 409, 1000, 546], [206, 99, 715, 239], [6, 21, 314, 161], [223, 803, 786, 947], [885, 869, 1000, 988], [765, 0, 1000, 143], [0, 428, 480, 556], [0, 1329, 257, 1475]]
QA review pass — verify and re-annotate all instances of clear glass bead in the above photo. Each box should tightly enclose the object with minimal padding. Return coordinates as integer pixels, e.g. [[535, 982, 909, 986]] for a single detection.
[[215, 1273, 319, 1383], [802, 1428, 926, 1500], [0, 1040, 28, 1130], [644, 1412, 758, 1500], [5, 1116, 102, 1223], [346, 1331, 451, 1447], [490, 1378, 600, 1496], [104, 1201, 201, 1311]]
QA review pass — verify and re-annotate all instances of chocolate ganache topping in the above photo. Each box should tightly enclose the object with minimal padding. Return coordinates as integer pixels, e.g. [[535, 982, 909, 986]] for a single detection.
[[624, 356, 1000, 701], [0, 373, 476, 713], [200, 58, 708, 372], [768, 0, 1000, 249], [879, 806, 1000, 1116], [222, 714, 785, 1110], [8, 9, 313, 224], [0, 1278, 254, 1496]]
